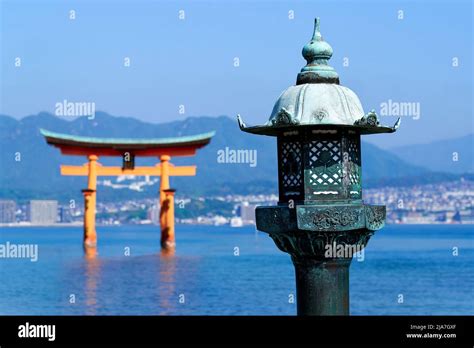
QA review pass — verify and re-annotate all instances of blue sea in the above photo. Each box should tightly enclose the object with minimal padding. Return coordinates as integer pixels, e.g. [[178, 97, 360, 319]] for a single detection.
[[0, 224, 472, 315]]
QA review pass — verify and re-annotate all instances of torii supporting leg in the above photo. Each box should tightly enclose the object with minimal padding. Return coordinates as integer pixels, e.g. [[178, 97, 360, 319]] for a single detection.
[[160, 189, 176, 250], [159, 155, 173, 249], [159, 155, 170, 206], [82, 190, 97, 247], [83, 155, 98, 248]]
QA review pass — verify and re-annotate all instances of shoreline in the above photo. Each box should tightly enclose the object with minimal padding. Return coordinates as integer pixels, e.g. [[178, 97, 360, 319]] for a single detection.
[[1, 222, 473, 228]]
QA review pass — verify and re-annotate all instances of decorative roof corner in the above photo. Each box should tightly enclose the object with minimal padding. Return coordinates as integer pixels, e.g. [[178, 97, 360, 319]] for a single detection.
[[271, 107, 299, 126], [354, 110, 380, 127], [353, 111, 401, 133], [237, 114, 246, 130]]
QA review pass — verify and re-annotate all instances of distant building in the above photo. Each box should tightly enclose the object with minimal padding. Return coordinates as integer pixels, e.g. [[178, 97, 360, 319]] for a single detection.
[[0, 200, 16, 223], [460, 209, 474, 224], [238, 202, 256, 224], [147, 204, 160, 225], [59, 206, 72, 223], [29, 200, 58, 224], [451, 211, 462, 223]]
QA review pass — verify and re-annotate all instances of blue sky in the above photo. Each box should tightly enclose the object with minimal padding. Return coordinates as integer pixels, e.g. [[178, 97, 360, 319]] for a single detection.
[[1, 0, 472, 148]]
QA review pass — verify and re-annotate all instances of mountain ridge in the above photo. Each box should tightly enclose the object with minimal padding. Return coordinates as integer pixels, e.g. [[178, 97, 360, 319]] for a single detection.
[[0, 112, 465, 202], [389, 134, 473, 174]]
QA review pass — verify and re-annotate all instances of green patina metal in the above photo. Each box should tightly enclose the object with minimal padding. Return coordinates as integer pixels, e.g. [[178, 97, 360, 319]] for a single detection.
[[40, 128, 216, 147], [297, 17, 340, 85], [238, 18, 398, 316]]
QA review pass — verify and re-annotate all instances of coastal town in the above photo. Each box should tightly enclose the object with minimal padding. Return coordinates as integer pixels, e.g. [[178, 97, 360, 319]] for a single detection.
[[1, 179, 473, 227]]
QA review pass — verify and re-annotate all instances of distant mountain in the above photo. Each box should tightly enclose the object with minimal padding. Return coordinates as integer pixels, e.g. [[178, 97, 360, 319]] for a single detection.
[[0, 112, 279, 201], [389, 134, 473, 174], [0, 112, 457, 202]]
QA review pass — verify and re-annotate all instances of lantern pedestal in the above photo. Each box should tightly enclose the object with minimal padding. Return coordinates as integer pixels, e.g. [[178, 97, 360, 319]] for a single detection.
[[293, 257, 351, 316], [256, 204, 384, 315]]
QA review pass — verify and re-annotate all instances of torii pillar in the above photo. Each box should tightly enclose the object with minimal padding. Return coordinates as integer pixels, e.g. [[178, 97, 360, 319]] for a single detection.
[[160, 188, 176, 249], [159, 155, 171, 205], [83, 155, 98, 248], [159, 155, 176, 249]]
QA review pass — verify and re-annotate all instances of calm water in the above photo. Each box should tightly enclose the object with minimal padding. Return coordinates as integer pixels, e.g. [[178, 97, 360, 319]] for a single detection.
[[0, 224, 472, 315]]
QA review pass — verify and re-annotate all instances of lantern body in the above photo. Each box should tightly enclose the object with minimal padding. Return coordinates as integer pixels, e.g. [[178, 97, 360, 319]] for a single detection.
[[278, 129, 362, 204]]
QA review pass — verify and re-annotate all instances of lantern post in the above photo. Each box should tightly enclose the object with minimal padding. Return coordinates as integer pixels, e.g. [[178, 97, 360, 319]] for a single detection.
[[238, 18, 400, 315]]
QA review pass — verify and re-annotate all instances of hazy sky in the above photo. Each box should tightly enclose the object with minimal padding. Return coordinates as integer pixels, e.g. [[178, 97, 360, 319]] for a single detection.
[[1, 0, 472, 148]]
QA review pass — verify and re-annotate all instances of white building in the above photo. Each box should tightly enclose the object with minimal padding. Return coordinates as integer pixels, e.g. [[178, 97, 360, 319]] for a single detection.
[[238, 202, 256, 224], [147, 204, 160, 225], [29, 200, 58, 224]]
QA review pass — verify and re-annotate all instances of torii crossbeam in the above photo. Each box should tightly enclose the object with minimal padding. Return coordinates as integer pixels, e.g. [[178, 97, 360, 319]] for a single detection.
[[41, 128, 214, 253]]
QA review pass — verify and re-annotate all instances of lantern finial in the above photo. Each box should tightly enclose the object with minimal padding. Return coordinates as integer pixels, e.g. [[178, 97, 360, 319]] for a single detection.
[[297, 17, 339, 85], [312, 17, 322, 40]]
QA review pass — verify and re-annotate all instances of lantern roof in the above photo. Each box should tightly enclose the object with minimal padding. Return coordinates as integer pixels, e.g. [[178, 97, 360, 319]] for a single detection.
[[238, 18, 400, 136]]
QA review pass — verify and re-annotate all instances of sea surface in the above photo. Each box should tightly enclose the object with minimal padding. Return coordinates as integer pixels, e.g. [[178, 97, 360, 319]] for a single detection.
[[0, 224, 472, 315]]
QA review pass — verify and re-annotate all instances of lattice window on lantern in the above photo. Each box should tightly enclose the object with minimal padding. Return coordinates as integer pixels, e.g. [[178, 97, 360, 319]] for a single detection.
[[279, 140, 303, 190], [345, 136, 361, 185], [307, 139, 343, 190]]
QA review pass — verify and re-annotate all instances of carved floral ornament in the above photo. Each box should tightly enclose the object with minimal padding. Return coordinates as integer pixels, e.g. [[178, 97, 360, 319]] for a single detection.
[[269, 228, 375, 259], [313, 108, 328, 121], [297, 206, 363, 231], [365, 205, 386, 229], [312, 208, 359, 229], [295, 205, 385, 232]]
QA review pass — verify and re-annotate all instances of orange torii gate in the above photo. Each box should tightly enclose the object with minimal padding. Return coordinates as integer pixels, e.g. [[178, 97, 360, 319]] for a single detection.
[[41, 129, 214, 252]]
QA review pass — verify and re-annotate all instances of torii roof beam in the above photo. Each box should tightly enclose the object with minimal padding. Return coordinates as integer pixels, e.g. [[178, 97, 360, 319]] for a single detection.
[[40, 128, 215, 157]]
